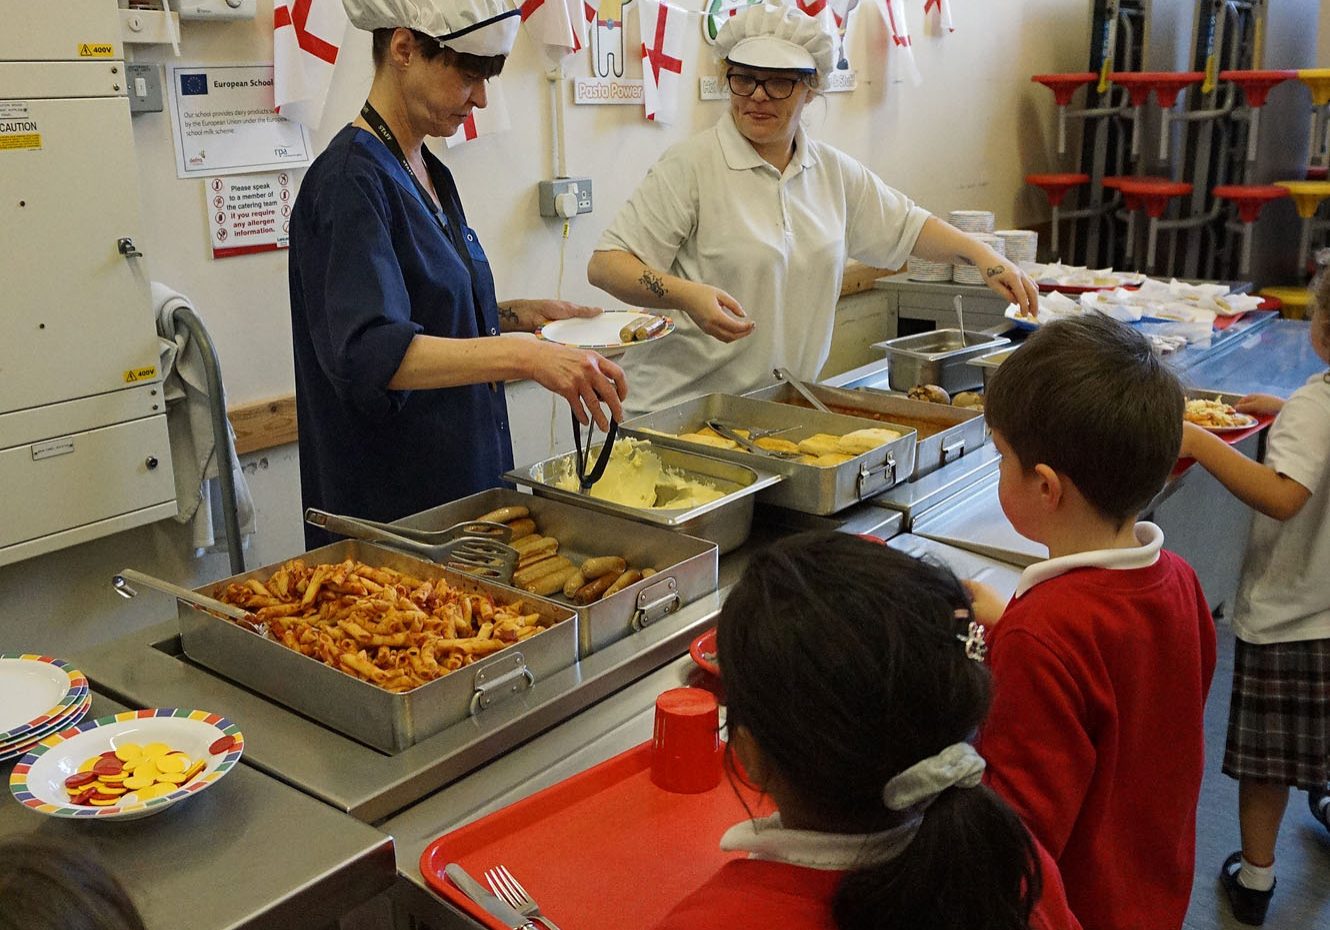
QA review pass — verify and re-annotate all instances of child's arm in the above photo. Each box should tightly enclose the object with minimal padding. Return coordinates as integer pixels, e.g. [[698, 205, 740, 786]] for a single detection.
[[963, 579, 1009, 628], [1180, 422, 1312, 521]]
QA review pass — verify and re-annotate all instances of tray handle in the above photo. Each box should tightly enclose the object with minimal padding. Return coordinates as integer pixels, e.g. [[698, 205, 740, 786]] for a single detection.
[[856, 453, 898, 498], [940, 438, 966, 466], [469, 652, 535, 715], [631, 576, 681, 631]]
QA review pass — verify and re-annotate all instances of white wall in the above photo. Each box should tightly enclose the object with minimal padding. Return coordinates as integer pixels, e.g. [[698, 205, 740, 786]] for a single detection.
[[1, 0, 1092, 656]]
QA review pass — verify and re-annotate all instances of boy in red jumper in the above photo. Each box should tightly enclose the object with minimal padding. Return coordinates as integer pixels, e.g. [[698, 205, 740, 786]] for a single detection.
[[969, 315, 1217, 930]]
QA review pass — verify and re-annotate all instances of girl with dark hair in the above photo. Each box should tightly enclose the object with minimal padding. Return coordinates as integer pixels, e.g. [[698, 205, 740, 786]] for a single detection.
[[0, 837, 145, 930], [652, 532, 1080, 930]]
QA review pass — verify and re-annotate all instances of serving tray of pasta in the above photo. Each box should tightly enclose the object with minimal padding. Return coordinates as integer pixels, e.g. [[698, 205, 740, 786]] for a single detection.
[[174, 540, 577, 754]]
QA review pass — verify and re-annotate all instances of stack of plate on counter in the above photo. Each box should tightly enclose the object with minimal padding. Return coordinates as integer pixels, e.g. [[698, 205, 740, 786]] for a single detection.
[[906, 257, 953, 282], [948, 209, 996, 234], [994, 229, 1038, 263], [954, 233, 1006, 285], [0, 654, 90, 763]]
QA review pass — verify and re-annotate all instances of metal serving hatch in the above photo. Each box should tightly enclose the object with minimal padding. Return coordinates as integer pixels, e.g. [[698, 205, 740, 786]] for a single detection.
[[505, 443, 780, 554], [178, 540, 578, 754], [397, 490, 719, 657], [745, 382, 985, 481], [621, 394, 917, 516]]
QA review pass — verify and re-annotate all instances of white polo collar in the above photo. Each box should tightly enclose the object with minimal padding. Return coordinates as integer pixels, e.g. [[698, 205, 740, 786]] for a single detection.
[[1013, 521, 1165, 599], [716, 111, 815, 175], [720, 813, 920, 872]]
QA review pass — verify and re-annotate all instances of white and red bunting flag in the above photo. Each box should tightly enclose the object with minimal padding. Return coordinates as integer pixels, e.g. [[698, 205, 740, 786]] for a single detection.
[[794, 0, 837, 27], [521, 0, 598, 63], [872, 0, 921, 85], [273, 0, 349, 129], [923, 0, 954, 33], [640, 0, 688, 123], [444, 76, 513, 147]]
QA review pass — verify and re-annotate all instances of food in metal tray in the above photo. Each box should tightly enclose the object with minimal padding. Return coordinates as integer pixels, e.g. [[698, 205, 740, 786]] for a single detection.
[[550, 438, 726, 509], [64, 742, 211, 806], [1184, 397, 1253, 429], [212, 559, 552, 693], [475, 508, 659, 604], [651, 425, 900, 467], [908, 384, 985, 411]]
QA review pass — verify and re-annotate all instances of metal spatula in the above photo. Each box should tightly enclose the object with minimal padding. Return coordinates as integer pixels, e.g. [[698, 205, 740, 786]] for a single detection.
[[304, 509, 518, 582]]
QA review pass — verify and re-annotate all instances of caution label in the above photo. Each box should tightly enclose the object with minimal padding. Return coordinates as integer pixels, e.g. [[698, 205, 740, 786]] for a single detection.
[[0, 133, 40, 151], [123, 366, 158, 384], [78, 43, 115, 58]]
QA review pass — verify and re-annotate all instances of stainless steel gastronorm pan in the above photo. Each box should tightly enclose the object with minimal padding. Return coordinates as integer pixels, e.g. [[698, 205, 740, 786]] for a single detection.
[[966, 347, 1018, 392], [746, 381, 985, 481], [178, 540, 577, 754], [397, 489, 718, 657], [621, 394, 917, 515], [504, 442, 781, 554], [873, 328, 1010, 394]]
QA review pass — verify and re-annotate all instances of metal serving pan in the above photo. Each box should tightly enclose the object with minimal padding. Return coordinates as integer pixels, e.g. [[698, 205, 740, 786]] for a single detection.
[[873, 328, 1010, 394], [966, 346, 1018, 391], [178, 540, 577, 754], [397, 489, 718, 657], [505, 442, 781, 554], [746, 382, 985, 482], [621, 394, 917, 516]]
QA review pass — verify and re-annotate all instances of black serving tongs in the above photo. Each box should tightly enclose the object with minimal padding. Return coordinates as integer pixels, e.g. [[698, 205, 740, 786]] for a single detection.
[[571, 409, 618, 493]]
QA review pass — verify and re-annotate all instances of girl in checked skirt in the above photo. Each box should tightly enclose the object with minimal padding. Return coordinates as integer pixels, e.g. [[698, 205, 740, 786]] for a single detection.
[[1178, 253, 1330, 926]]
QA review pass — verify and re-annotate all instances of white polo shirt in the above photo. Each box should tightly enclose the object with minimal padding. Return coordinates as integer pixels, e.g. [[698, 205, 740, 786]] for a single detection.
[[597, 111, 930, 417], [1232, 372, 1330, 644]]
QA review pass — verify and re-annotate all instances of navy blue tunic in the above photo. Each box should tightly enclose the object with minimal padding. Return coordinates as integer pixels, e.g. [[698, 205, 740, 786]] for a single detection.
[[289, 125, 513, 548]]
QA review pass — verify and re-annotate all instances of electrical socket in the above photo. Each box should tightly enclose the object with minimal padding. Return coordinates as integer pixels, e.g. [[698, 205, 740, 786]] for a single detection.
[[538, 177, 593, 217]]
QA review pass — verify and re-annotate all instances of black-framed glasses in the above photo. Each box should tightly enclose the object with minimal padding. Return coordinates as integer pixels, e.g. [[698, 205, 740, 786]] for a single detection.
[[726, 71, 807, 100]]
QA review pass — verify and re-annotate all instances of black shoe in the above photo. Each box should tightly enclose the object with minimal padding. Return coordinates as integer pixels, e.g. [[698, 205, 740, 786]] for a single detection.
[[1220, 851, 1275, 926], [1310, 784, 1330, 833]]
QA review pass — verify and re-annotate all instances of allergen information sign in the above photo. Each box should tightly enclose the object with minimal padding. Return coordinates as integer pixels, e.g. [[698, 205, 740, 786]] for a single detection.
[[206, 171, 294, 259], [168, 64, 313, 179]]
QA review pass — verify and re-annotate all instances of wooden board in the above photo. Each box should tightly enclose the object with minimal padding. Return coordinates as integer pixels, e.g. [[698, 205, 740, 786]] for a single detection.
[[227, 396, 297, 455]]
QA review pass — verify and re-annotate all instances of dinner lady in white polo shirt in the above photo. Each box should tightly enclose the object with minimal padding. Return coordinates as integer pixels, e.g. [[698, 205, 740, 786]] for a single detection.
[[587, 4, 1038, 416]]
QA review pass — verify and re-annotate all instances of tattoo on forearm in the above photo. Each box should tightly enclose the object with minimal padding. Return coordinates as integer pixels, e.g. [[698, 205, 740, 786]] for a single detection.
[[986, 265, 1005, 278], [639, 270, 667, 299], [498, 303, 519, 329]]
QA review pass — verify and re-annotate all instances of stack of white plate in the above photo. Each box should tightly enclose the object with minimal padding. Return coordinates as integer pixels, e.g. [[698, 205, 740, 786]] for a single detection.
[[954, 234, 1006, 286], [948, 210, 996, 235], [995, 229, 1039, 264], [906, 257, 953, 282], [0, 654, 91, 763]]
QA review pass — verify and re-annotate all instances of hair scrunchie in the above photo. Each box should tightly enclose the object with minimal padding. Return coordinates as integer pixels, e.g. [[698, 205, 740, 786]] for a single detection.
[[881, 742, 986, 812]]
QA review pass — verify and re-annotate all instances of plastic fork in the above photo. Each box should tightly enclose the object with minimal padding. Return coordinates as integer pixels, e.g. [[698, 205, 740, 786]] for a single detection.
[[485, 866, 564, 930]]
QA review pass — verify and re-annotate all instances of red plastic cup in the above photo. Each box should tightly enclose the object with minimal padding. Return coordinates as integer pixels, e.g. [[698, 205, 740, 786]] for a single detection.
[[650, 687, 723, 794]]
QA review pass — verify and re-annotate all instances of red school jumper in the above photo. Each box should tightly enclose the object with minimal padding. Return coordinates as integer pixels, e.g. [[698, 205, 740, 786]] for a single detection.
[[980, 552, 1217, 930], [650, 843, 1082, 930]]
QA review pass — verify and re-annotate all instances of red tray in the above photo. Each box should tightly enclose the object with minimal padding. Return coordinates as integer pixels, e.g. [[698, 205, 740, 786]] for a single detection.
[[420, 741, 774, 930], [1213, 311, 1247, 331], [1172, 414, 1274, 477]]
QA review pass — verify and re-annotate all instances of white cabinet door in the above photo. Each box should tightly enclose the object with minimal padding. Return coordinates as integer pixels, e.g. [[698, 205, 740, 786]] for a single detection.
[[0, 92, 159, 415]]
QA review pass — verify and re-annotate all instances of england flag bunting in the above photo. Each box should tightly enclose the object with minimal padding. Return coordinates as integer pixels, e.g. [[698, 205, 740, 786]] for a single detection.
[[923, 0, 954, 32], [444, 76, 513, 147], [794, 0, 838, 30], [273, 0, 349, 129], [521, 0, 600, 63], [872, 0, 921, 85], [640, 0, 688, 123]]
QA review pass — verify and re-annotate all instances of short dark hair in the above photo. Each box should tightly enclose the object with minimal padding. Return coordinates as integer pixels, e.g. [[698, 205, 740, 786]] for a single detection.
[[985, 314, 1183, 524], [370, 27, 505, 79], [718, 533, 1041, 930], [0, 837, 145, 930]]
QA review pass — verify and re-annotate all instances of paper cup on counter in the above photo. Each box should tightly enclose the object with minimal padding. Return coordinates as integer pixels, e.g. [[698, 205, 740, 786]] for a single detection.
[[651, 687, 723, 794]]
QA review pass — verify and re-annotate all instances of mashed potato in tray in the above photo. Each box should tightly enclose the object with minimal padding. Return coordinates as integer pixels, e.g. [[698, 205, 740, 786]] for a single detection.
[[554, 438, 726, 510]]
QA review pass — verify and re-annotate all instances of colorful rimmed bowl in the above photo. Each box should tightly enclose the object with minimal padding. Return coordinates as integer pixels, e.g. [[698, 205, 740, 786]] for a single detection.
[[0, 654, 88, 745], [9, 709, 244, 820]]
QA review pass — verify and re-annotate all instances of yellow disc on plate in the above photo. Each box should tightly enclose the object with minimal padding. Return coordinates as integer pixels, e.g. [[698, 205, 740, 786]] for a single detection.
[[156, 754, 188, 774], [156, 772, 187, 784], [96, 784, 127, 796], [135, 783, 176, 799], [141, 743, 171, 759], [114, 743, 142, 762], [77, 757, 98, 773], [123, 773, 154, 790], [97, 772, 128, 784], [89, 797, 121, 807], [134, 763, 161, 782]]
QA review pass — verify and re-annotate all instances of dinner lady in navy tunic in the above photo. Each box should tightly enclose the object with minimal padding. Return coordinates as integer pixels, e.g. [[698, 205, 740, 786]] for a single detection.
[[290, 0, 627, 547]]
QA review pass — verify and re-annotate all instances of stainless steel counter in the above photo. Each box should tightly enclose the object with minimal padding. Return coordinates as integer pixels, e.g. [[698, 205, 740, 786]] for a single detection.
[[0, 694, 395, 929]]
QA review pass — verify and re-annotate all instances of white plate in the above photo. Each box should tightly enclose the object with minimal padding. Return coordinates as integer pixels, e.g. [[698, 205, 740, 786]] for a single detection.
[[1195, 414, 1260, 433], [538, 312, 675, 350], [0, 657, 72, 734], [10, 709, 244, 820]]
